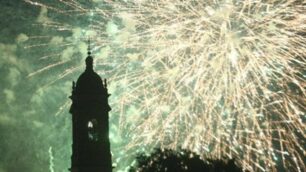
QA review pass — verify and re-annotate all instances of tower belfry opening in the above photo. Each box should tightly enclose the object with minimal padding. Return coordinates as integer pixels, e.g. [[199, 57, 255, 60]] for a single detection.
[[69, 41, 112, 172]]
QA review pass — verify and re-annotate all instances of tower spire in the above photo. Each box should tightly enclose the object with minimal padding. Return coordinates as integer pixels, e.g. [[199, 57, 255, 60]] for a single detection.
[[86, 38, 93, 71], [87, 38, 92, 56]]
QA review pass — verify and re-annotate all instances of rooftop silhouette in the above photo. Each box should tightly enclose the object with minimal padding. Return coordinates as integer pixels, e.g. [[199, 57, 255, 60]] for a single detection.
[[69, 41, 112, 172]]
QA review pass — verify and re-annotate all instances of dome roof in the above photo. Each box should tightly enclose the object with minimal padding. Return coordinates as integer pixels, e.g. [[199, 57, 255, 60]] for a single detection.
[[76, 70, 103, 94], [75, 56, 103, 94]]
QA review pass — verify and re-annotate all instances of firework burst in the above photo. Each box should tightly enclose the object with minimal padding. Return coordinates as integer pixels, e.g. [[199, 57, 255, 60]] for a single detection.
[[25, 0, 305, 171]]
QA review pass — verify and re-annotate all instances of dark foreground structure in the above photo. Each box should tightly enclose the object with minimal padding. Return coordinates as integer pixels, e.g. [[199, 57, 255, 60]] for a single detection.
[[130, 148, 243, 172], [69, 45, 112, 172]]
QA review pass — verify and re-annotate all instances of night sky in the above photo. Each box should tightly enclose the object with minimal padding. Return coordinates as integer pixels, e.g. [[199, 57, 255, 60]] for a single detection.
[[0, 1, 70, 172], [0, 1, 305, 172]]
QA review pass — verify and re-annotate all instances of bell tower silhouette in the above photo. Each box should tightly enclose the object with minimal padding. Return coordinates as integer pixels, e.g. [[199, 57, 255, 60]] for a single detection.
[[69, 41, 112, 172]]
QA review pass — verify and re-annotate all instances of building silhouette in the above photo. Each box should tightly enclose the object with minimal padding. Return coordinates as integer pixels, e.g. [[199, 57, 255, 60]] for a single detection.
[[69, 43, 112, 172]]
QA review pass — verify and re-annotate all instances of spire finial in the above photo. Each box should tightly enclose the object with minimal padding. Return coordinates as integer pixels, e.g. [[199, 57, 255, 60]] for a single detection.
[[87, 38, 92, 56], [85, 38, 93, 71]]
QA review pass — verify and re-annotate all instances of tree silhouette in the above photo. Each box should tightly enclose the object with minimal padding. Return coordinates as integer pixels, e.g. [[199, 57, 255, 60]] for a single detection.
[[129, 148, 243, 172]]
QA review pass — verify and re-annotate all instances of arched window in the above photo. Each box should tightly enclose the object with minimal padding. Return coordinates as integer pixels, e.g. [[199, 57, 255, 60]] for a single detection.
[[87, 119, 99, 141]]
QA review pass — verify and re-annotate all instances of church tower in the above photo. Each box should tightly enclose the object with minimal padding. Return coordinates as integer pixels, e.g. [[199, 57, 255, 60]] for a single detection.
[[69, 43, 112, 172]]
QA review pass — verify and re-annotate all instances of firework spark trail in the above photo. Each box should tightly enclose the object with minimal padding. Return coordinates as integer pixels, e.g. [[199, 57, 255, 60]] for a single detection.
[[25, 0, 305, 171], [48, 146, 55, 172], [101, 2, 305, 171]]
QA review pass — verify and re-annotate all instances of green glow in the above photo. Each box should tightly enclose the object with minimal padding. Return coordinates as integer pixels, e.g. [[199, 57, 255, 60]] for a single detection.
[[0, 1, 305, 172]]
